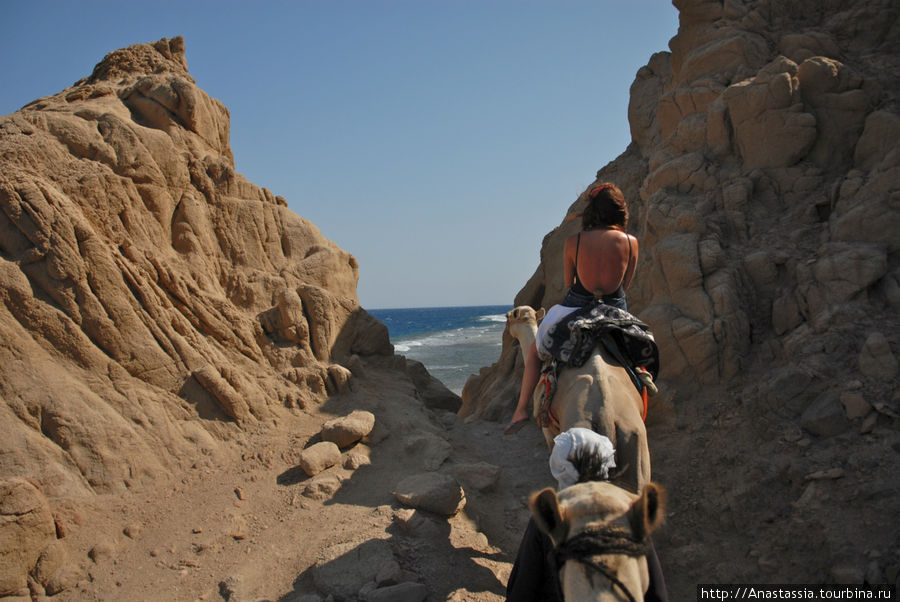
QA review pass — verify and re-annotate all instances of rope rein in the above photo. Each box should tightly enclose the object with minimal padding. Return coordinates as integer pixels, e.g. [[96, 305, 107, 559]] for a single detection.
[[552, 524, 649, 602]]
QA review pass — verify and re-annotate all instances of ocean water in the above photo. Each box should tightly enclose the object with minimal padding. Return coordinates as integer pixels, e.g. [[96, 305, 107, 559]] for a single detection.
[[368, 305, 511, 395]]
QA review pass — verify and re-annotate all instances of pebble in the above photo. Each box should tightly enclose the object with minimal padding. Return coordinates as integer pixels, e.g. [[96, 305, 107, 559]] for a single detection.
[[804, 468, 845, 480]]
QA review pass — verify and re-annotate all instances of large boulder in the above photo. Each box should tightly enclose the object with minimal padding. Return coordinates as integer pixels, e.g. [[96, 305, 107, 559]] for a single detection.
[[0, 478, 58, 597]]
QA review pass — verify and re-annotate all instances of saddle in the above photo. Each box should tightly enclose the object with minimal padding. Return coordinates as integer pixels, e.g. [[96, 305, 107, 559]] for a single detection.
[[536, 301, 659, 430]]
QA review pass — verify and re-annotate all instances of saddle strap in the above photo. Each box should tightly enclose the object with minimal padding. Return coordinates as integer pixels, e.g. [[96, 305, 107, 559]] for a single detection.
[[599, 334, 648, 422]]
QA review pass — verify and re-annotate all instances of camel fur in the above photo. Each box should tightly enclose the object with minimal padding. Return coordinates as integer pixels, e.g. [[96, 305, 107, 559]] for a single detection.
[[531, 480, 666, 602], [506, 305, 650, 492]]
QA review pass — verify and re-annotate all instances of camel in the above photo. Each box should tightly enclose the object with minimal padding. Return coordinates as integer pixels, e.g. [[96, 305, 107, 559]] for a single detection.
[[504, 305, 544, 358], [530, 479, 666, 602], [505, 305, 650, 492]]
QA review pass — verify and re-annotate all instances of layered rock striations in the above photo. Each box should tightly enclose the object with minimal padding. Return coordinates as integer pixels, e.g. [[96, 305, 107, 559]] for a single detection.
[[0, 37, 392, 501], [463, 0, 899, 589]]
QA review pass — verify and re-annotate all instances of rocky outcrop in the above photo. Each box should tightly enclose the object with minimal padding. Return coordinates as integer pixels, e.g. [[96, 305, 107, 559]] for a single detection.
[[462, 0, 899, 592], [0, 37, 392, 502], [464, 0, 898, 413]]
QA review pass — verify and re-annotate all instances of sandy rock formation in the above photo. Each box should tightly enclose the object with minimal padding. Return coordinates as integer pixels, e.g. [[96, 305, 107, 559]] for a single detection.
[[0, 478, 59, 597], [0, 35, 408, 592], [463, 0, 899, 593]]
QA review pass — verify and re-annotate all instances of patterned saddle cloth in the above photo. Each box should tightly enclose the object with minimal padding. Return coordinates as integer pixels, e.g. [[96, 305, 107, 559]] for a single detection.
[[536, 301, 659, 430]]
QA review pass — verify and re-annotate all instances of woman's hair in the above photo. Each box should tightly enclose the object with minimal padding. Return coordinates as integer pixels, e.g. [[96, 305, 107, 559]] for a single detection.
[[582, 183, 628, 231]]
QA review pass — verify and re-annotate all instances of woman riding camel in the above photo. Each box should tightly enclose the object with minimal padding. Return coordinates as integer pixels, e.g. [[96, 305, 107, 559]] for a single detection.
[[505, 182, 638, 435]]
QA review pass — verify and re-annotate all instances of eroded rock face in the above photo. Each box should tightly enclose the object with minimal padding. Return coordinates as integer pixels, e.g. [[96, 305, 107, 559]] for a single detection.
[[464, 0, 899, 398], [462, 0, 899, 593], [0, 36, 391, 503]]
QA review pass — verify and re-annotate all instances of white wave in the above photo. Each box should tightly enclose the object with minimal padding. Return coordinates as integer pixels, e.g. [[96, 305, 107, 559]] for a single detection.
[[478, 313, 508, 323], [393, 326, 503, 352], [394, 340, 425, 352]]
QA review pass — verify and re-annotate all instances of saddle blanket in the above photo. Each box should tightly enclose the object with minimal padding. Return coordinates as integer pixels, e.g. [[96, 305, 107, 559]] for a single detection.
[[539, 300, 659, 379], [535, 301, 659, 430]]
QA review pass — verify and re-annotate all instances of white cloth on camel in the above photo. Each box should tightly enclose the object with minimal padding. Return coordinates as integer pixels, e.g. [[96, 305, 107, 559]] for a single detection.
[[536, 303, 579, 358], [549, 427, 616, 490]]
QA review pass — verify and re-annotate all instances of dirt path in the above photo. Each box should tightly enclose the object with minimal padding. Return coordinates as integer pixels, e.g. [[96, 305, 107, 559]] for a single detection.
[[54, 358, 555, 601]]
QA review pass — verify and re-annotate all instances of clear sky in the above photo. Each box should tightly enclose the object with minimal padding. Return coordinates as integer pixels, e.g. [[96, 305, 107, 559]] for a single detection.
[[1, 1, 678, 309]]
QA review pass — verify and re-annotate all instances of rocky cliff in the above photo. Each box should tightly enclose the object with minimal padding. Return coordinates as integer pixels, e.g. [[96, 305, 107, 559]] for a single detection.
[[0, 36, 403, 595], [463, 0, 899, 590]]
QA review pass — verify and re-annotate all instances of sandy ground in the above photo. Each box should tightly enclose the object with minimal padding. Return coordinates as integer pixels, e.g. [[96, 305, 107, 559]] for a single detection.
[[31, 349, 900, 602], [52, 357, 558, 602]]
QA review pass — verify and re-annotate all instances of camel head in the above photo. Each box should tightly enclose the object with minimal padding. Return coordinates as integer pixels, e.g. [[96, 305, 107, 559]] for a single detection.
[[530, 480, 666, 602], [505, 306, 545, 353]]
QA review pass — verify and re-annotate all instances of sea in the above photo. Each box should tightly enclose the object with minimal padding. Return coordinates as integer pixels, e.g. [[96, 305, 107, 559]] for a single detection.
[[368, 305, 512, 395]]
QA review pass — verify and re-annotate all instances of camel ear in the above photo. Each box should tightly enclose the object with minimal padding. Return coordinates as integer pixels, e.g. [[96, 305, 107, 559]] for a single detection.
[[530, 488, 569, 546], [535, 307, 546, 321], [627, 482, 666, 541]]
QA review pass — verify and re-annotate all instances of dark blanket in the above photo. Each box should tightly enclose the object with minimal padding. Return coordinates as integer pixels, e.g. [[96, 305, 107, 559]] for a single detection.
[[538, 301, 659, 380]]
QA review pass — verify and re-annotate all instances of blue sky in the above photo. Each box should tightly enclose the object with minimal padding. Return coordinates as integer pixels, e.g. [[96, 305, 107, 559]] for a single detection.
[[1, 1, 678, 309]]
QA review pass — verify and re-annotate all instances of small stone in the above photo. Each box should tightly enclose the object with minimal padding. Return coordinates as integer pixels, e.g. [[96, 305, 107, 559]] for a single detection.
[[44, 565, 79, 596], [447, 462, 501, 492], [792, 482, 819, 508], [859, 332, 898, 379], [321, 411, 376, 448], [123, 524, 141, 538], [234, 487, 246, 500], [344, 446, 372, 470], [860, 413, 878, 434], [366, 581, 428, 602], [32, 539, 68, 588], [873, 402, 900, 418], [804, 468, 845, 481], [393, 472, 466, 516], [303, 476, 342, 501], [219, 576, 243, 601], [840, 391, 871, 420], [88, 540, 116, 563], [298, 442, 342, 477], [403, 433, 451, 471], [800, 392, 848, 437], [228, 515, 248, 540]]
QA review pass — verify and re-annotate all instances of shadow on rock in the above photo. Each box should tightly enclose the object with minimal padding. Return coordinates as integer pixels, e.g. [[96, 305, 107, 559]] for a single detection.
[[279, 510, 506, 601]]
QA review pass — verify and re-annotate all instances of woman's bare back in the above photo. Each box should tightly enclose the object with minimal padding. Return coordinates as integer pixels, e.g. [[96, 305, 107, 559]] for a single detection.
[[565, 228, 638, 296]]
